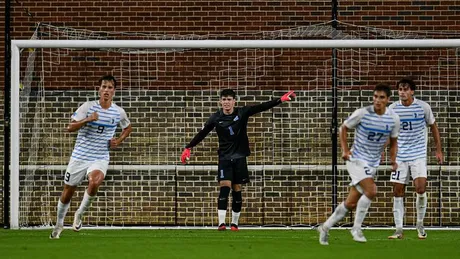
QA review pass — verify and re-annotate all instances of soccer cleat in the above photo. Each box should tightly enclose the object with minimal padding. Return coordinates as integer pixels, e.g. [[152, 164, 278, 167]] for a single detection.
[[217, 223, 226, 231], [416, 224, 427, 239], [388, 229, 404, 239], [230, 223, 239, 232], [317, 224, 329, 245], [72, 212, 82, 232], [350, 227, 367, 243], [49, 224, 63, 239]]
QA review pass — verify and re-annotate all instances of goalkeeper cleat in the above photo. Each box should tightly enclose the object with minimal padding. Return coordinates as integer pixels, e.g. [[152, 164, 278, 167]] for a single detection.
[[73, 212, 83, 232], [388, 229, 404, 239], [317, 224, 329, 245], [50, 224, 63, 239], [230, 223, 239, 232], [217, 223, 227, 231], [416, 224, 427, 239], [351, 227, 367, 243]]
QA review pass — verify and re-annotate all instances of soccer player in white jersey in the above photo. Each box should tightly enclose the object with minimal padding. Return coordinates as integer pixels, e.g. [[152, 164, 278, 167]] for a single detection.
[[317, 83, 400, 245], [50, 75, 132, 239], [387, 78, 443, 240]]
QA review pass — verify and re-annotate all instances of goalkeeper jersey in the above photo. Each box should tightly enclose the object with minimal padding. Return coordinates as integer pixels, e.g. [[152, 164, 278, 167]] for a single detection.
[[186, 99, 282, 160]]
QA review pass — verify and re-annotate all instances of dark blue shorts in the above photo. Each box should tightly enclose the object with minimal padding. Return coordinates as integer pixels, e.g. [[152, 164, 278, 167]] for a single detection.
[[217, 157, 249, 184]]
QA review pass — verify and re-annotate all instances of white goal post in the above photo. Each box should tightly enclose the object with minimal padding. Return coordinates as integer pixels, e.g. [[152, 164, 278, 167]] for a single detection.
[[9, 39, 460, 229]]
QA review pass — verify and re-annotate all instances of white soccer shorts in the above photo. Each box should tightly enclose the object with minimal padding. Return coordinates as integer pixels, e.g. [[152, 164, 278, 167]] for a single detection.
[[64, 158, 109, 186], [390, 158, 427, 185], [346, 158, 377, 188]]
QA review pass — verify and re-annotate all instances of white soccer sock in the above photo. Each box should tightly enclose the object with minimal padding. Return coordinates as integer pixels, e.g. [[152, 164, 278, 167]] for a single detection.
[[231, 211, 241, 225], [218, 210, 227, 225], [56, 200, 70, 226], [353, 195, 372, 229], [416, 192, 427, 225], [323, 202, 349, 230], [76, 190, 96, 215], [393, 197, 404, 230]]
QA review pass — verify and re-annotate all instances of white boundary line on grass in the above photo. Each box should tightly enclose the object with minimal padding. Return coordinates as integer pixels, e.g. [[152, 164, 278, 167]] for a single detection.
[[20, 226, 460, 231]]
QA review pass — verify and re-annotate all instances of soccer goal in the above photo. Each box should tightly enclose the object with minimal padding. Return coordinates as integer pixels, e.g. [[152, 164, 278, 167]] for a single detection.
[[8, 23, 460, 229]]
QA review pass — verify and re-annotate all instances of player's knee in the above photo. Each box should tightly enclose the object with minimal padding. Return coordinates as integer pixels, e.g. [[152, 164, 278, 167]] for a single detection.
[[368, 191, 377, 200], [219, 180, 231, 188], [364, 190, 377, 200], [232, 191, 242, 213], [366, 184, 377, 199], [218, 186, 231, 210], [393, 184, 405, 197], [344, 201, 357, 210], [415, 187, 426, 195], [232, 184, 242, 192], [393, 189, 405, 197], [61, 185, 76, 203], [88, 170, 104, 183]]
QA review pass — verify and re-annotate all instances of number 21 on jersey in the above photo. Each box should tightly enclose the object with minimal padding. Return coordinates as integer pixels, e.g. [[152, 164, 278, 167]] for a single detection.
[[401, 121, 413, 130]]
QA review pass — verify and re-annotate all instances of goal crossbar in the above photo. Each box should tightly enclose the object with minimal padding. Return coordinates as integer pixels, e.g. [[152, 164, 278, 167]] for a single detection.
[[11, 39, 460, 49]]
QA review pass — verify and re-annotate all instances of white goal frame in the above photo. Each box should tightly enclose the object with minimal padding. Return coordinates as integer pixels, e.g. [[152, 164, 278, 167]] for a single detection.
[[10, 39, 460, 229]]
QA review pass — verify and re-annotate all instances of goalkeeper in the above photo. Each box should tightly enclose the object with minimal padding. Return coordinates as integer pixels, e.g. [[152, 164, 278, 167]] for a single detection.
[[180, 89, 295, 231]]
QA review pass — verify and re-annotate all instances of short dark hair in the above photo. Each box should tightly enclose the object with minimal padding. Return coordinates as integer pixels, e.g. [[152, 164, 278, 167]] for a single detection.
[[99, 74, 117, 88], [220, 89, 236, 99], [374, 83, 392, 97], [396, 77, 416, 91]]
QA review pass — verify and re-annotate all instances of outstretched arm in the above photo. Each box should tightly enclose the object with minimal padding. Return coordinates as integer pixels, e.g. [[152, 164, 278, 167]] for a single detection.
[[185, 123, 215, 149], [247, 91, 296, 116], [430, 123, 443, 164], [181, 119, 215, 164]]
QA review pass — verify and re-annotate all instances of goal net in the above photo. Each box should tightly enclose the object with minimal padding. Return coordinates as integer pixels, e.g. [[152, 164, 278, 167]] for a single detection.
[[11, 22, 460, 229]]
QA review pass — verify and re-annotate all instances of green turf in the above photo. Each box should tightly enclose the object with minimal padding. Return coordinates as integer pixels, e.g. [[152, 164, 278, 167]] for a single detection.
[[1, 228, 458, 259]]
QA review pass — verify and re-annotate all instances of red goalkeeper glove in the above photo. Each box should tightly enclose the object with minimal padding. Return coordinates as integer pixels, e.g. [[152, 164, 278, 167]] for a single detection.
[[181, 148, 191, 164], [281, 91, 296, 102]]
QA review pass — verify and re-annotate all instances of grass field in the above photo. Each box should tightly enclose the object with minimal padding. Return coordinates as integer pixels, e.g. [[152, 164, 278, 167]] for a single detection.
[[1, 228, 458, 259]]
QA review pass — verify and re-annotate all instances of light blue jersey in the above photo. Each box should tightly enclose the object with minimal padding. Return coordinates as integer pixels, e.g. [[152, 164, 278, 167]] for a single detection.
[[70, 101, 130, 161], [389, 98, 435, 162], [344, 106, 400, 167]]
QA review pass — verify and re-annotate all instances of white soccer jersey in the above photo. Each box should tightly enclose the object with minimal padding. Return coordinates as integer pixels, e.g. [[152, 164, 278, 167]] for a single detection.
[[344, 105, 400, 167], [389, 98, 435, 162], [70, 101, 130, 162]]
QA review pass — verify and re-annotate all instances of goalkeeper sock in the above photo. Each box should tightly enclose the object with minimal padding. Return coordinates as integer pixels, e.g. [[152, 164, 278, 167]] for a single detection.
[[231, 211, 241, 226], [76, 190, 96, 215], [218, 210, 227, 225], [56, 200, 70, 226], [323, 202, 349, 230], [217, 186, 231, 225], [231, 191, 242, 225]]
